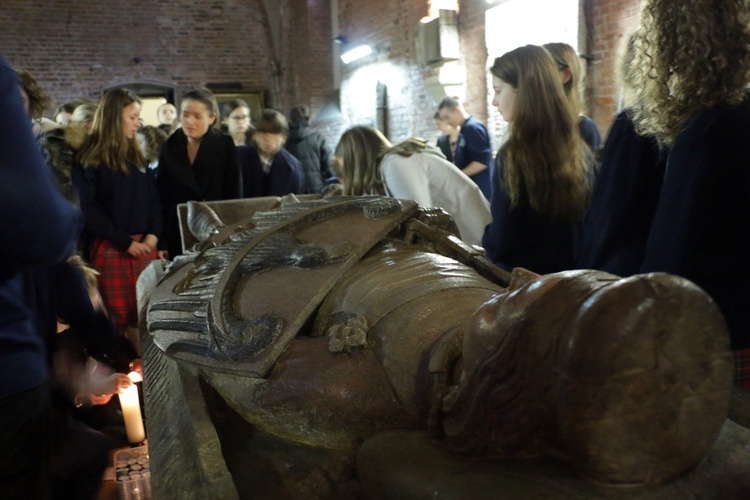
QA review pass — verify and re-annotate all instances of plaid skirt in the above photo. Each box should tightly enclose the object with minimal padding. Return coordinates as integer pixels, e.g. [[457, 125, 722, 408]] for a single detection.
[[734, 348, 750, 390], [91, 236, 156, 331]]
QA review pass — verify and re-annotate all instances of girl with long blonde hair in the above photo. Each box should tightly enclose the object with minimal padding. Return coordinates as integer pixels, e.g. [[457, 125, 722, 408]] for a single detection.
[[335, 126, 491, 245], [74, 87, 162, 332], [482, 44, 593, 273], [543, 42, 601, 151]]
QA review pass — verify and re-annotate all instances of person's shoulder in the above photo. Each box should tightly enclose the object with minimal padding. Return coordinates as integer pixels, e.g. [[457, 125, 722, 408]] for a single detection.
[[206, 127, 235, 145], [164, 128, 186, 146], [683, 96, 750, 143], [461, 116, 490, 139], [465, 115, 489, 130], [287, 124, 306, 141], [279, 147, 302, 166], [236, 143, 255, 158], [0, 53, 12, 80], [578, 114, 598, 132]]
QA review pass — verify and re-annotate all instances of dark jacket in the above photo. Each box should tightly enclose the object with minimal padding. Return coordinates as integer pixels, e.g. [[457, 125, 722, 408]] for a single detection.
[[23, 262, 138, 374], [285, 122, 333, 194], [454, 115, 493, 200], [37, 125, 87, 205], [578, 114, 602, 153], [157, 127, 241, 257], [577, 109, 667, 275], [74, 162, 162, 251], [640, 97, 750, 350], [0, 53, 81, 397], [238, 145, 305, 198], [482, 152, 589, 275]]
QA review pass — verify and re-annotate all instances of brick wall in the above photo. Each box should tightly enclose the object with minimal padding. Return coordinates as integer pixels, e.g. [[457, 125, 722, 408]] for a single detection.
[[0, 0, 638, 143], [332, 0, 641, 147], [278, 0, 333, 114], [335, 0, 441, 142], [586, 0, 642, 134], [458, 0, 492, 126], [0, 0, 272, 107]]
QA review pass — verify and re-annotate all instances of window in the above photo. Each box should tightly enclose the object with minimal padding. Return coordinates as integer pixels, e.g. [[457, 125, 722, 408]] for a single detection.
[[485, 0, 581, 56], [484, 0, 584, 143]]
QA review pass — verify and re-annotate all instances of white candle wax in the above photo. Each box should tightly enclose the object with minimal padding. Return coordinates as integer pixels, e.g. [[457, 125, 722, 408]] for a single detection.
[[119, 372, 145, 444]]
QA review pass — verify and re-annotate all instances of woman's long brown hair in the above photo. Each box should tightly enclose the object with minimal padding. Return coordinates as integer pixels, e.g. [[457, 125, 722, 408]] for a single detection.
[[77, 88, 144, 174], [491, 45, 591, 222]]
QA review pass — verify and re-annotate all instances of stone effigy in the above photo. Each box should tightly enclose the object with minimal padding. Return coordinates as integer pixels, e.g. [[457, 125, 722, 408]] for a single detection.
[[143, 196, 744, 497]]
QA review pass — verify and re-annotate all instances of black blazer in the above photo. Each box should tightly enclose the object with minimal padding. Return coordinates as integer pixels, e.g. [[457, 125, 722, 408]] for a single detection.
[[157, 127, 241, 257]]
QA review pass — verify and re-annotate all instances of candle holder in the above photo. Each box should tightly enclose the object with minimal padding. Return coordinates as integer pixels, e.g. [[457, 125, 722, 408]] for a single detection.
[[114, 444, 151, 499]]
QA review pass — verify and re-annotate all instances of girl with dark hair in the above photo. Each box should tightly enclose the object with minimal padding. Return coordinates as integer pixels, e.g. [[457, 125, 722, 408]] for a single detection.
[[237, 108, 304, 198], [157, 88, 241, 258], [73, 88, 162, 332], [221, 98, 254, 146], [482, 45, 593, 274]]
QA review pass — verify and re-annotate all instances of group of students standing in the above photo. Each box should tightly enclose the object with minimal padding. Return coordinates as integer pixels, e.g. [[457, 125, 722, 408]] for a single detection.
[[475, 1, 750, 391], [73, 89, 340, 340], [342, 2, 750, 393], [3, 0, 750, 496]]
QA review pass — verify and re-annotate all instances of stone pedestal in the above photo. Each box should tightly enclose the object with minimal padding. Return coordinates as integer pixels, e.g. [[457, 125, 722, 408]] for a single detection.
[[358, 421, 750, 499]]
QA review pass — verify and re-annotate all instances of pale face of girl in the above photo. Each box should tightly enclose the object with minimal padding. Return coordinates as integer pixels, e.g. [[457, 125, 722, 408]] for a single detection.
[[157, 104, 177, 125], [122, 102, 142, 140], [492, 76, 517, 123], [255, 131, 285, 157], [180, 99, 216, 141], [225, 106, 251, 136], [136, 132, 148, 157]]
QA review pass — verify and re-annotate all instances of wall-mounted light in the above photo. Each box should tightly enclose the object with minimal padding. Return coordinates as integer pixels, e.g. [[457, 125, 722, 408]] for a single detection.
[[341, 44, 373, 64]]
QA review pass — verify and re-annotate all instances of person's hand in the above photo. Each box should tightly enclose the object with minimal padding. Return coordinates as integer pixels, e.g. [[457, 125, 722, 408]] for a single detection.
[[89, 372, 132, 397], [89, 394, 113, 406], [127, 240, 152, 258], [142, 234, 158, 251], [157, 250, 169, 260], [129, 359, 143, 378]]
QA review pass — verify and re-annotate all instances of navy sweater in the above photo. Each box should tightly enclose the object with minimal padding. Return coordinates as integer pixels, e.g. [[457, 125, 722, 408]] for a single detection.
[[577, 110, 667, 275], [238, 145, 305, 198], [74, 161, 162, 250], [0, 53, 80, 397], [640, 98, 750, 350], [454, 116, 493, 200], [482, 153, 585, 275]]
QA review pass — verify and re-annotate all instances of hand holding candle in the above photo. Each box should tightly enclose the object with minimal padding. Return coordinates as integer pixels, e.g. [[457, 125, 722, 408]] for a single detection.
[[119, 371, 145, 444]]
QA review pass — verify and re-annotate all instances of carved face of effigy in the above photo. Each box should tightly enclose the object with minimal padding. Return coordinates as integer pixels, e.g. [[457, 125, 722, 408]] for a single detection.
[[442, 269, 733, 485]]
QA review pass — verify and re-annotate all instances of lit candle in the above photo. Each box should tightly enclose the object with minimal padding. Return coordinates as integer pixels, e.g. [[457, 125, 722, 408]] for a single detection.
[[119, 371, 145, 444]]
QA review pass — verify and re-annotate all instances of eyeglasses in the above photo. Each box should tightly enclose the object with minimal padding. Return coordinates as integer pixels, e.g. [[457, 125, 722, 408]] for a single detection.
[[230, 115, 249, 121]]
